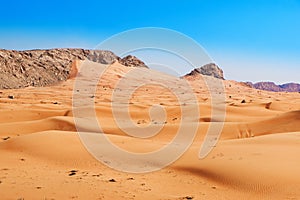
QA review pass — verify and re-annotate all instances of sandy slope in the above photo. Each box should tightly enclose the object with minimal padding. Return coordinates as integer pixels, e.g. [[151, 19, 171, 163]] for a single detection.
[[0, 61, 299, 199]]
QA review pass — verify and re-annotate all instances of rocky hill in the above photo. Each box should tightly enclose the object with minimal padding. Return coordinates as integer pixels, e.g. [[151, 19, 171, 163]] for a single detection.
[[184, 63, 224, 80], [119, 55, 148, 68], [0, 48, 148, 89], [245, 82, 300, 92]]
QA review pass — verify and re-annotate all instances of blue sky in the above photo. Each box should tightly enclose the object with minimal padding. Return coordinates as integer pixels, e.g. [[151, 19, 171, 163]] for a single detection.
[[0, 0, 299, 83]]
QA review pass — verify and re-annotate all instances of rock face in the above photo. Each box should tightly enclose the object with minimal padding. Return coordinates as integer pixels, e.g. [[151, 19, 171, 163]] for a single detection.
[[185, 63, 224, 80], [119, 55, 148, 68], [0, 48, 148, 89], [245, 81, 300, 92]]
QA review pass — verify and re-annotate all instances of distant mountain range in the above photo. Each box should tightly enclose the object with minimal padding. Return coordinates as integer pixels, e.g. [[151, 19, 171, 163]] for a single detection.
[[244, 82, 300, 92]]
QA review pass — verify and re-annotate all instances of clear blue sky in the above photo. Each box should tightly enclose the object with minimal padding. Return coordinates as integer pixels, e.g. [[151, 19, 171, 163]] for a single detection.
[[0, 0, 299, 83]]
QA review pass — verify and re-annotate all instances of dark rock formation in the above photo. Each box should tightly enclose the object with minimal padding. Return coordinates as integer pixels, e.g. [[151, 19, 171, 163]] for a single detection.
[[185, 63, 224, 79], [0, 48, 148, 89]]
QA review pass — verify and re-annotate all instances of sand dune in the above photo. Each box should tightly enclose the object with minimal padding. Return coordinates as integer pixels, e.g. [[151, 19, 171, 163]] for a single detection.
[[0, 61, 299, 199]]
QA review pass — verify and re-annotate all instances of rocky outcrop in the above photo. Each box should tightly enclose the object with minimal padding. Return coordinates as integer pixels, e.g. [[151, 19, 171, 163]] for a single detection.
[[119, 55, 148, 68], [185, 63, 224, 80], [244, 81, 300, 92], [0, 48, 148, 89]]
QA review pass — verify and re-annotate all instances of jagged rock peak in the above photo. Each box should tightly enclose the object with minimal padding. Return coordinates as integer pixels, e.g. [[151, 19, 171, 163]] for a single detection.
[[119, 55, 148, 68], [185, 63, 224, 80]]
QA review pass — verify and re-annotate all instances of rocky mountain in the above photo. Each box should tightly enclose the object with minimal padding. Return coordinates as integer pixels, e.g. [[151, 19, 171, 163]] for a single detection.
[[0, 48, 148, 89], [184, 63, 224, 80], [245, 81, 300, 92]]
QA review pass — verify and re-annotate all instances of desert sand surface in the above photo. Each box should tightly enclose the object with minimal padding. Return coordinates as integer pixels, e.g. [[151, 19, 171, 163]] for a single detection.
[[0, 61, 300, 200]]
